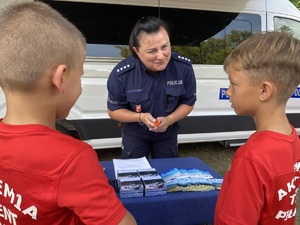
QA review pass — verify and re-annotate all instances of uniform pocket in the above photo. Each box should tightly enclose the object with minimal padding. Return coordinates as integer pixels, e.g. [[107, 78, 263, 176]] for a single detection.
[[127, 91, 148, 111], [127, 90, 148, 102], [165, 86, 185, 112]]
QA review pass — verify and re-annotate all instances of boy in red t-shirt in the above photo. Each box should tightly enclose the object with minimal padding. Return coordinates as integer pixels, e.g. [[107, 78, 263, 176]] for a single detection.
[[214, 31, 300, 225], [0, 1, 136, 225]]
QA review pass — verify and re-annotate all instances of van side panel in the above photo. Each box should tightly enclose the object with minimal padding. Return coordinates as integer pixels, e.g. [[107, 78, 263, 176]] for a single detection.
[[1, 0, 300, 149]]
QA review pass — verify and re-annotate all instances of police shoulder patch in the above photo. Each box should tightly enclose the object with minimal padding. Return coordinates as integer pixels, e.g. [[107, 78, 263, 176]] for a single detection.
[[172, 52, 192, 66]]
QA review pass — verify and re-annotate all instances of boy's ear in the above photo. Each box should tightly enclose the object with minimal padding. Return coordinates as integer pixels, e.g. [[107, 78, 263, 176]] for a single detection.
[[259, 81, 273, 101], [52, 65, 67, 93]]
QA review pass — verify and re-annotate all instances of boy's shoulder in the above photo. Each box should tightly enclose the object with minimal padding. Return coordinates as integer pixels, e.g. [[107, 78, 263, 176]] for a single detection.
[[235, 129, 300, 161], [53, 130, 92, 151]]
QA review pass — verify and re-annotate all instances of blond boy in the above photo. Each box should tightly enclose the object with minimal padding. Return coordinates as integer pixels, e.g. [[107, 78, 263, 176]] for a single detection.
[[215, 31, 300, 225]]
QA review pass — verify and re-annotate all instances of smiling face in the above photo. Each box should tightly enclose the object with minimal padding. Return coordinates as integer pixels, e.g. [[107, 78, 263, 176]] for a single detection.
[[133, 28, 171, 73], [226, 65, 261, 116]]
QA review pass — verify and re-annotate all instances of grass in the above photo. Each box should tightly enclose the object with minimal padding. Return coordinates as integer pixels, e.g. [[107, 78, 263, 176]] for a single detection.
[[177, 142, 236, 176]]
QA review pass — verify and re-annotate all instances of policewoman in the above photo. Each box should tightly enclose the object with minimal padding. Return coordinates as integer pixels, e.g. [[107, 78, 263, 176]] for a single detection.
[[107, 16, 196, 159]]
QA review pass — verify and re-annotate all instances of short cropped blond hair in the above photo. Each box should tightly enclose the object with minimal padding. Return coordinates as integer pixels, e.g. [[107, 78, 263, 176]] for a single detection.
[[224, 31, 300, 104], [0, 1, 86, 91]]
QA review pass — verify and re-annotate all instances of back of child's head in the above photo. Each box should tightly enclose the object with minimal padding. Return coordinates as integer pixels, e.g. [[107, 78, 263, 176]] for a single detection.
[[0, 1, 86, 92], [224, 31, 300, 104]]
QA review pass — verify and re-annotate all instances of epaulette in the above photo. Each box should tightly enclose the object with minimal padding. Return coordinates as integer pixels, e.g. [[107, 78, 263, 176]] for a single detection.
[[172, 52, 192, 66], [114, 57, 136, 76]]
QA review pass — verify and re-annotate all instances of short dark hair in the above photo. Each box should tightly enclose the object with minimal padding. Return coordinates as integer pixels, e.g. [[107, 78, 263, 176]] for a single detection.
[[129, 16, 171, 58]]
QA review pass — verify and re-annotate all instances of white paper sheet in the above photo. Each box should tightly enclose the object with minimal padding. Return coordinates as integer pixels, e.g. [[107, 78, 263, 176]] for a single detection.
[[113, 157, 152, 178]]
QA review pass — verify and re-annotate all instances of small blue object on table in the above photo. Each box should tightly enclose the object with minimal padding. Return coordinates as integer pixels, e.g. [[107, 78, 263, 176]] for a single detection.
[[100, 157, 222, 225]]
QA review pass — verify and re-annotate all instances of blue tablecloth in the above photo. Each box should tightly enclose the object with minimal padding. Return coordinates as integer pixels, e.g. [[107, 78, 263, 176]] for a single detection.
[[100, 157, 222, 225]]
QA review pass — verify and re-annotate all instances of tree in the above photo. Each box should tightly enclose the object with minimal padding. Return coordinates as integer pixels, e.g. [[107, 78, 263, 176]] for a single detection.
[[172, 30, 252, 64], [115, 46, 131, 58], [290, 0, 300, 9]]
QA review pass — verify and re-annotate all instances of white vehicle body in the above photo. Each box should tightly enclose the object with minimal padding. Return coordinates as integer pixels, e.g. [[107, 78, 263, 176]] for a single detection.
[[1, 0, 300, 149]]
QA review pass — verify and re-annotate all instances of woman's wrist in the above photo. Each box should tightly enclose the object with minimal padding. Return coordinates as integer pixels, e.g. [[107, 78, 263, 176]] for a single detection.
[[138, 112, 144, 125], [167, 114, 174, 126]]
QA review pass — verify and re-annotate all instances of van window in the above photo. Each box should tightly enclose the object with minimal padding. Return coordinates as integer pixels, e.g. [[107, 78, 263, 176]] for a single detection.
[[46, 0, 262, 63], [86, 10, 261, 65], [174, 13, 261, 64], [274, 17, 300, 39], [86, 44, 124, 57]]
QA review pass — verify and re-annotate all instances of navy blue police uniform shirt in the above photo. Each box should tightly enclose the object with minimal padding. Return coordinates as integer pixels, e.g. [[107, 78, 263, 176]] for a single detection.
[[107, 52, 197, 135]]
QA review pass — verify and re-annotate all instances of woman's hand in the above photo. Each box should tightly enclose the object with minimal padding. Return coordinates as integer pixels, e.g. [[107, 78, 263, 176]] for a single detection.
[[148, 115, 173, 132]]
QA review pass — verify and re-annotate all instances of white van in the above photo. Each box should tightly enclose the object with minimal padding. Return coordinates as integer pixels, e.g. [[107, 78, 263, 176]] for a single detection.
[[1, 0, 300, 149]]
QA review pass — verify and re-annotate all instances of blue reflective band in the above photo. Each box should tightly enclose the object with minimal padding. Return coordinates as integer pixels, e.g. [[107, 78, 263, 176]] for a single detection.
[[219, 87, 300, 99], [219, 88, 229, 100], [291, 87, 300, 98]]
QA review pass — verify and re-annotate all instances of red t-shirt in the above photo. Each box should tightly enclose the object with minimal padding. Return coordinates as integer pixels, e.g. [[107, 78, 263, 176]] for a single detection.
[[0, 121, 126, 225], [215, 127, 300, 225]]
